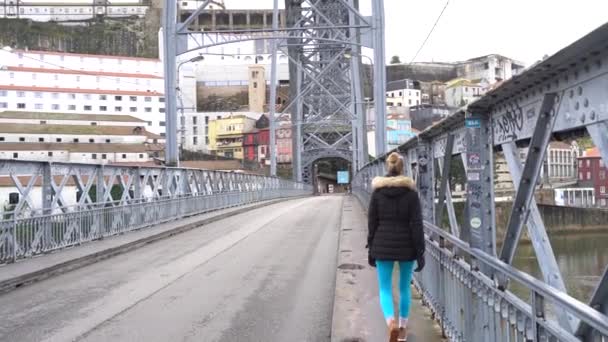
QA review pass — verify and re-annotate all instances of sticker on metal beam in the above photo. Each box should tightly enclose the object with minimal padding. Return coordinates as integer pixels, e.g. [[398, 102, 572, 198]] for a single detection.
[[465, 118, 482, 128]]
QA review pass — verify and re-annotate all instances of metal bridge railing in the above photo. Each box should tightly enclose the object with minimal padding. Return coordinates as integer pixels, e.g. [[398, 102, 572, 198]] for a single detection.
[[0, 160, 311, 264], [353, 22, 608, 341]]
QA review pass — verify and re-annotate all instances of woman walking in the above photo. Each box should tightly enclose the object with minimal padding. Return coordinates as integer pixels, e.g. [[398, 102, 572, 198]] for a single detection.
[[367, 152, 425, 342]]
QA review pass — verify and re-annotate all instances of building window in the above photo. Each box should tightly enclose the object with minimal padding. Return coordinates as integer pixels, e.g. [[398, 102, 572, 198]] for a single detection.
[[84, 105, 92, 111], [35, 104, 43, 110], [602, 186, 606, 194], [130, 96, 137, 101], [253, 82, 258, 89], [106, 139, 111, 143], [205, 116, 209, 124], [19, 137, 25, 142], [193, 116, 198, 125], [48, 152, 53, 157], [54, 75, 59, 81], [147, 121, 152, 126], [159, 97, 165, 103], [100, 106, 107, 111], [122, 154, 127, 159], [56, 138, 62, 142], [144, 97, 152, 102], [69, 94, 76, 99], [102, 154, 107, 160], [13, 153, 18, 159], [38, 137, 44, 142], [145, 107, 152, 113], [600, 171, 606, 180], [587, 160, 591, 167], [84, 94, 91, 100], [139, 154, 144, 159], [193, 136, 198, 145], [159, 108, 165, 113], [32, 74, 37, 80], [115, 106, 123, 112], [579, 160, 583, 167], [68, 105, 76, 110], [115, 96, 122, 101], [587, 171, 591, 179], [17, 91, 25, 97], [92, 153, 97, 160], [90, 122, 97, 126], [40, 120, 47, 124], [88, 138, 94, 143], [160, 121, 166, 127], [0, 103, 7, 108], [116, 78, 120, 84], [0, 90, 6, 97], [100, 95, 107, 100], [52, 104, 60, 110], [34, 92, 42, 98]]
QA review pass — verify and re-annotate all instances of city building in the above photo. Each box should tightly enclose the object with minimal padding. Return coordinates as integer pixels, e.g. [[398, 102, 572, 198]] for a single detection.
[[276, 122, 292, 164], [386, 111, 416, 149], [0, 0, 149, 22], [417, 81, 446, 106], [456, 54, 526, 83], [444, 78, 486, 108], [0, 111, 163, 163], [386, 79, 421, 107], [208, 114, 256, 159], [578, 147, 608, 207], [409, 104, 453, 131], [181, 111, 262, 153], [248, 65, 266, 113], [243, 115, 270, 165]]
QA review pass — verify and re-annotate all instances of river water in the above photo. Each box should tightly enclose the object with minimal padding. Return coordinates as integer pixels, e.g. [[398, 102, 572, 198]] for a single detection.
[[512, 232, 608, 303]]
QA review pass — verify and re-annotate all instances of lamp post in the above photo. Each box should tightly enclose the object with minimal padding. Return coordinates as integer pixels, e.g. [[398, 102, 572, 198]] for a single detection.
[[176, 55, 205, 163]]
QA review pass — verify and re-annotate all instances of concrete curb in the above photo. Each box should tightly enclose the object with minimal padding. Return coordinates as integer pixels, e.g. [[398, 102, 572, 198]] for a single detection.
[[0, 196, 307, 294]]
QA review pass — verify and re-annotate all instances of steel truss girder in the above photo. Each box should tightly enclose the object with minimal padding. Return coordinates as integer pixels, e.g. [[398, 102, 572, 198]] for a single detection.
[[499, 94, 559, 268]]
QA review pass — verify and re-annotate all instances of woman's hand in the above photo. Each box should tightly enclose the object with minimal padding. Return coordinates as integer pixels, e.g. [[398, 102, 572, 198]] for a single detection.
[[414, 254, 425, 272]]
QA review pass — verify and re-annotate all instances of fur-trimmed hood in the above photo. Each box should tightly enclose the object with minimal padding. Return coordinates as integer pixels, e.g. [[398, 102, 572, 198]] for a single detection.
[[372, 176, 416, 190]]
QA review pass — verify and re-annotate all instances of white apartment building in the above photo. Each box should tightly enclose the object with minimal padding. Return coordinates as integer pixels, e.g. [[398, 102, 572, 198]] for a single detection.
[[0, 111, 163, 163], [386, 79, 421, 107], [0, 0, 149, 22], [0, 47, 198, 136], [444, 78, 485, 108]]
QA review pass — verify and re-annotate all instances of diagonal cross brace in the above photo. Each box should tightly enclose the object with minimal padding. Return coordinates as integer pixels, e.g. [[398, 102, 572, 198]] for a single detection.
[[499, 93, 559, 267], [435, 134, 454, 227]]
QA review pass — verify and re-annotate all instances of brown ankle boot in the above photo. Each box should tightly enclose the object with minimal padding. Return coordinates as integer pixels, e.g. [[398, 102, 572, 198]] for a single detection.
[[397, 326, 407, 341], [388, 319, 399, 342]]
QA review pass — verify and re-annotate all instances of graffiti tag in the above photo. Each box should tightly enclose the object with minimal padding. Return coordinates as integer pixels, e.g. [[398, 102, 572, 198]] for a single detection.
[[495, 109, 524, 142]]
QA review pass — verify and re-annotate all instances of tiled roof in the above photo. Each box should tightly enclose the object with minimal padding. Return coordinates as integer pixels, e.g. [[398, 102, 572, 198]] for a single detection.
[[0, 111, 145, 122], [0, 84, 163, 96], [6, 66, 162, 79], [0, 123, 162, 139]]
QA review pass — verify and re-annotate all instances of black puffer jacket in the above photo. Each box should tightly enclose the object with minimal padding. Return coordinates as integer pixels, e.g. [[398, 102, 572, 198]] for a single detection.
[[368, 175, 425, 261]]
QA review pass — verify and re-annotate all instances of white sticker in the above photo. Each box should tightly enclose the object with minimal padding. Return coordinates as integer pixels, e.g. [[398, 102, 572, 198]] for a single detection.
[[470, 217, 482, 229], [467, 172, 481, 181]]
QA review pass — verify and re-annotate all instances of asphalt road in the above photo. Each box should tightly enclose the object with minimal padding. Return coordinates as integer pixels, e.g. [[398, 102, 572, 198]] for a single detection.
[[0, 196, 343, 342]]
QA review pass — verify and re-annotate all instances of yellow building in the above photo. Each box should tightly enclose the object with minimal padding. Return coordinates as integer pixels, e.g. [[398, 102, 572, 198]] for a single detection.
[[208, 115, 257, 159]]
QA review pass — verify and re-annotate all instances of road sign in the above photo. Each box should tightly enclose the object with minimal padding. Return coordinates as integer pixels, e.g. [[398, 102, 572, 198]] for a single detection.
[[337, 171, 350, 184]]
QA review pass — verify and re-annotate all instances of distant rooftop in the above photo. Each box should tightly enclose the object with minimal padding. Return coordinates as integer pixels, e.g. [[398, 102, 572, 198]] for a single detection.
[[0, 111, 145, 123], [0, 143, 163, 153], [0, 124, 161, 138]]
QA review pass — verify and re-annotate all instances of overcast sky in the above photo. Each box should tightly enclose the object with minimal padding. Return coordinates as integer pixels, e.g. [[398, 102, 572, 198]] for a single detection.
[[222, 0, 608, 66]]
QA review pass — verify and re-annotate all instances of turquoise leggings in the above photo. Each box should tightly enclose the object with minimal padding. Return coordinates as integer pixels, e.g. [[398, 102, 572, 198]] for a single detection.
[[376, 260, 415, 320]]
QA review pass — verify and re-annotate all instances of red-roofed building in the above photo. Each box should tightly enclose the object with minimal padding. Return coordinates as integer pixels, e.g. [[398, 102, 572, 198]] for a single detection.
[[578, 147, 608, 207]]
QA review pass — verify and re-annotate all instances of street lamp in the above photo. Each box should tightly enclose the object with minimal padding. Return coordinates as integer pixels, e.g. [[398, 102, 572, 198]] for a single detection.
[[176, 54, 205, 162]]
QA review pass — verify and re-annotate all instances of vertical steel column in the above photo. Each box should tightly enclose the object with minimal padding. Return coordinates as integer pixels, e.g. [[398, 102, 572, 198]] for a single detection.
[[42, 162, 53, 249], [349, 0, 366, 171], [163, 0, 179, 166], [499, 94, 558, 269], [268, 0, 279, 177], [372, 0, 386, 157], [294, 64, 303, 182], [463, 113, 496, 272], [416, 141, 434, 222]]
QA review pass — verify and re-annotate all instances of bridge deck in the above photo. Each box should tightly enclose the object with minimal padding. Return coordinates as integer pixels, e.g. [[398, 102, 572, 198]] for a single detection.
[[0, 196, 441, 342]]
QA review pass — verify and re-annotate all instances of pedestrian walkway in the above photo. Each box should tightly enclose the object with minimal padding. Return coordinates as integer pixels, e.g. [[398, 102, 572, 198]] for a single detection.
[[331, 195, 444, 342], [0, 198, 297, 294]]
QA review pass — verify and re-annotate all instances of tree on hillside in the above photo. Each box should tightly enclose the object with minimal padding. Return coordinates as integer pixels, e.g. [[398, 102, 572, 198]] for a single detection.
[[390, 55, 402, 64]]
